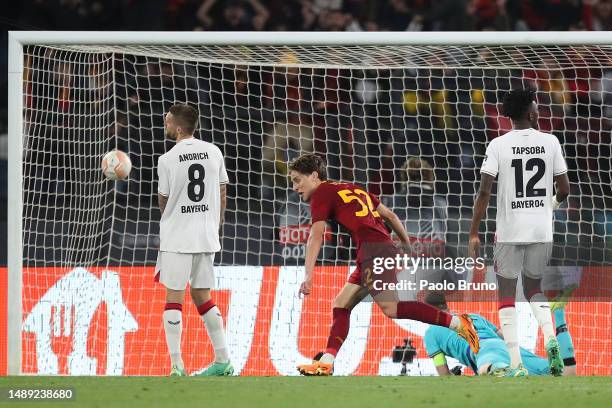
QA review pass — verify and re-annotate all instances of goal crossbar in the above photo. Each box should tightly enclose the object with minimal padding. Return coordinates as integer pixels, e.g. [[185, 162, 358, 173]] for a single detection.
[[9, 31, 612, 46]]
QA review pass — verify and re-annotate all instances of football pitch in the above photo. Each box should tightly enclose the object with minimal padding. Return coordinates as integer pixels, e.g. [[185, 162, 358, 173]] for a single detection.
[[1, 376, 610, 408]]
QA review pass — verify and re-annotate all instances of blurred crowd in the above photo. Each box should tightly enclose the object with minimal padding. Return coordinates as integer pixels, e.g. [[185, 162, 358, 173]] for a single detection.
[[18, 49, 612, 266], [20, 45, 612, 247], [10, 0, 612, 32]]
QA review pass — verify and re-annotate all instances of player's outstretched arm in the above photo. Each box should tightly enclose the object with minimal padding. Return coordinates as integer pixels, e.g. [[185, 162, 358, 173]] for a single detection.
[[468, 173, 495, 259], [300, 221, 326, 297], [377, 204, 410, 247]]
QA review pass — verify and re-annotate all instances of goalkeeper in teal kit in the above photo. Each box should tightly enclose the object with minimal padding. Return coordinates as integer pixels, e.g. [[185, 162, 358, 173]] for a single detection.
[[424, 292, 577, 377]]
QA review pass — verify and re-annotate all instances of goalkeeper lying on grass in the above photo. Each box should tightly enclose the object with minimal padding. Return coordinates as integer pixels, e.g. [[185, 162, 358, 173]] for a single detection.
[[423, 289, 576, 377]]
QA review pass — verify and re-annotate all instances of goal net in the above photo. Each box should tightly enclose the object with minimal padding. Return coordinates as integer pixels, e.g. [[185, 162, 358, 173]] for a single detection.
[[11, 34, 612, 376]]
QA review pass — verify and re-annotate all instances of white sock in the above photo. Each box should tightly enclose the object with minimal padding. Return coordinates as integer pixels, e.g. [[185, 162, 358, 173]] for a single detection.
[[449, 315, 461, 331], [498, 307, 522, 368], [529, 292, 556, 343], [163, 309, 183, 369], [319, 353, 335, 364], [201, 305, 230, 364]]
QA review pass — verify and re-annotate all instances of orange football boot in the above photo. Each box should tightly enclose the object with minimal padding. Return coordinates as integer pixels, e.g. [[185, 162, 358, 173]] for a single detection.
[[297, 357, 334, 376], [457, 313, 480, 354]]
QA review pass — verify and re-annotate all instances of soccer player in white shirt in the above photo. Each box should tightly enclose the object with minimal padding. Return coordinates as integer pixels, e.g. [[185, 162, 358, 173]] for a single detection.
[[469, 89, 570, 376], [155, 104, 233, 376]]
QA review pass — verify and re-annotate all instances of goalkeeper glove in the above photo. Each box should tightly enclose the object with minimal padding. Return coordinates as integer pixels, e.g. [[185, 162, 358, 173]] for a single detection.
[[450, 366, 463, 376]]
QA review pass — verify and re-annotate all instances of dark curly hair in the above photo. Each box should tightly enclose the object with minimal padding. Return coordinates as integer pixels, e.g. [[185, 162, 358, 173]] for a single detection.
[[502, 89, 536, 121], [288, 154, 327, 181]]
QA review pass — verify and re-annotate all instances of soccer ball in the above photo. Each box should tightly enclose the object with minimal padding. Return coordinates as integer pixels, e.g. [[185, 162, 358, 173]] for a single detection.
[[101, 150, 132, 180]]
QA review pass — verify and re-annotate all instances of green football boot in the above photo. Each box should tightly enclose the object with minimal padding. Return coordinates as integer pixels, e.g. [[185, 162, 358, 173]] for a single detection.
[[504, 364, 528, 377], [170, 365, 186, 377], [550, 284, 578, 312], [546, 338, 564, 376], [490, 367, 509, 377], [192, 361, 234, 376], [488, 362, 511, 377]]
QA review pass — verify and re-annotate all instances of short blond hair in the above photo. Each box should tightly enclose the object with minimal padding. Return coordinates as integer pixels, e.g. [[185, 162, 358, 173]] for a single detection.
[[401, 157, 434, 184]]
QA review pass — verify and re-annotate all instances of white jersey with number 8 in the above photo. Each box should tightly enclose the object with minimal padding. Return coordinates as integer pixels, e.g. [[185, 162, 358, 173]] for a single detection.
[[480, 128, 568, 243], [157, 137, 229, 253]]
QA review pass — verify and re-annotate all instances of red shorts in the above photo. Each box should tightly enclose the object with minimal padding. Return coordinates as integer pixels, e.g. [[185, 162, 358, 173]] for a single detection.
[[347, 267, 363, 286], [348, 241, 400, 296]]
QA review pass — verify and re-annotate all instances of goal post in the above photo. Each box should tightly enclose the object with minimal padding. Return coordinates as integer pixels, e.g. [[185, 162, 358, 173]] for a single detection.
[[7, 32, 25, 376], [7, 31, 612, 376]]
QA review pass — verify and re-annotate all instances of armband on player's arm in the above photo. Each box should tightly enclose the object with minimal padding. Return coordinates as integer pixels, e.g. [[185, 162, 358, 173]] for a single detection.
[[431, 352, 451, 376]]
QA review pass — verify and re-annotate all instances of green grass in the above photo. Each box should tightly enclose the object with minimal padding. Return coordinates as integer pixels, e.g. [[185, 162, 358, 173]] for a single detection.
[[0, 376, 610, 408]]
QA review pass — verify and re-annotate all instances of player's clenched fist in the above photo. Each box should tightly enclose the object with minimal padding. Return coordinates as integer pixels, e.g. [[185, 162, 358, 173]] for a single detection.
[[299, 278, 312, 297]]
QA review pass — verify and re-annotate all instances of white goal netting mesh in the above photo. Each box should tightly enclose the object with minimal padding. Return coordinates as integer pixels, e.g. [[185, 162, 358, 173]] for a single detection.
[[20, 43, 612, 376]]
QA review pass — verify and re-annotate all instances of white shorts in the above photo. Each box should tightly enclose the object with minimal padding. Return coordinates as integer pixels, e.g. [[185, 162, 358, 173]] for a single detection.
[[493, 242, 552, 279], [155, 251, 215, 290]]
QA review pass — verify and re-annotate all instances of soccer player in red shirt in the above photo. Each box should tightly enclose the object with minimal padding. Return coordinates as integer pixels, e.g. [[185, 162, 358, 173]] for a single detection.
[[289, 154, 480, 376]]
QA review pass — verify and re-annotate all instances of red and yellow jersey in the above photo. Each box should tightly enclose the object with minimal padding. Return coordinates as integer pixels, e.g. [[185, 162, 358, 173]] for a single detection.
[[309, 181, 392, 251]]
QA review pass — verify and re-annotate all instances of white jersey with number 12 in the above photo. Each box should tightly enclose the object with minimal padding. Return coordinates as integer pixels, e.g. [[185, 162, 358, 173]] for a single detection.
[[158, 137, 229, 253], [480, 128, 568, 243]]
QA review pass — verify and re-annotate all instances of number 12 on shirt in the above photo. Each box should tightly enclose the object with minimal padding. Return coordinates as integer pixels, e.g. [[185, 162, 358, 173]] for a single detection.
[[510, 158, 546, 198]]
